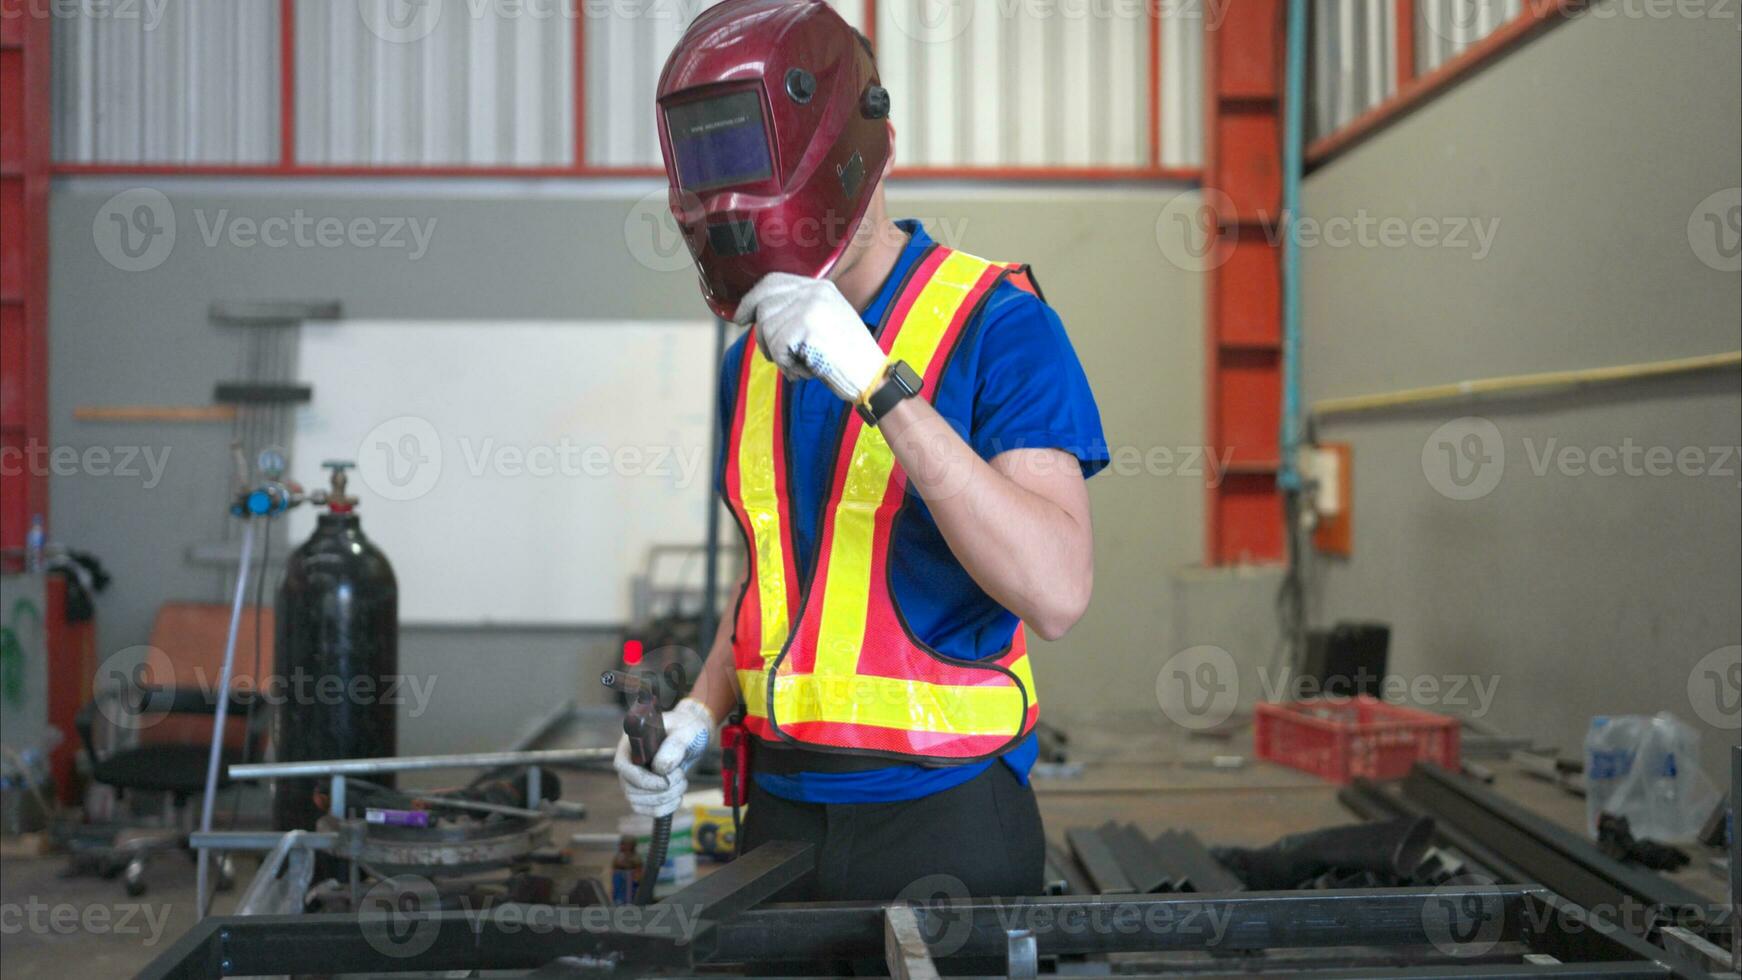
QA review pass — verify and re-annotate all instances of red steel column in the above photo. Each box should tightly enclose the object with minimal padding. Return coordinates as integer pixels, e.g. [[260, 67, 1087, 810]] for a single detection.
[[1203, 0, 1286, 564], [1, 0, 52, 553]]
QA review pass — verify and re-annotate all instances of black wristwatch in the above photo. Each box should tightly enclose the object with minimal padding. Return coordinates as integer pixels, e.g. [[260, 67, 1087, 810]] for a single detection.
[[856, 359, 922, 427]]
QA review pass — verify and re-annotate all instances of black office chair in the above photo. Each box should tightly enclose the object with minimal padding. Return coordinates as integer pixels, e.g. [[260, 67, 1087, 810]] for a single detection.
[[69, 681, 263, 895]]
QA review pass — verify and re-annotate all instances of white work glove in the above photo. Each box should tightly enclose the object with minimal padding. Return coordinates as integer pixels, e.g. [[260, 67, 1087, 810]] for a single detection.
[[735, 272, 888, 403], [614, 698, 715, 818]]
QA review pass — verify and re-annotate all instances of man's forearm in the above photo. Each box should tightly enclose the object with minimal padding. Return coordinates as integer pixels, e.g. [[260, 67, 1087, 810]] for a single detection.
[[687, 578, 743, 723], [878, 397, 1093, 640]]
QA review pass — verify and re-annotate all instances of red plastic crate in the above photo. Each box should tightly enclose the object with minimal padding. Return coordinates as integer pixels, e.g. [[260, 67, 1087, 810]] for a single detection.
[[1254, 696, 1460, 783]]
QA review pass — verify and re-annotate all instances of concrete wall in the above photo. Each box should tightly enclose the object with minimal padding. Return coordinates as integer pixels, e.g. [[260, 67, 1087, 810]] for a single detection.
[[47, 180, 1214, 752], [1301, 8, 1742, 778]]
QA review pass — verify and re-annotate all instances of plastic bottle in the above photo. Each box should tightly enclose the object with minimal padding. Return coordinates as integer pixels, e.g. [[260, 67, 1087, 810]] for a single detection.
[[24, 515, 45, 572]]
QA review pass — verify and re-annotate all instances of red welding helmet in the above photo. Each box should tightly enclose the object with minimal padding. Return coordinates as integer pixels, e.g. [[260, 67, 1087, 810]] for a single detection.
[[656, 0, 891, 320]]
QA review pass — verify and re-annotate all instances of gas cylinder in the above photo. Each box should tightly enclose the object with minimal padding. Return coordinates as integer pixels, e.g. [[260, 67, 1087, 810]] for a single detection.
[[272, 460, 399, 832]]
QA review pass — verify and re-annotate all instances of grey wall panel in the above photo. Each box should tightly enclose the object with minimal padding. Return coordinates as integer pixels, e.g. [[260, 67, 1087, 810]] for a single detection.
[[49, 177, 1206, 746], [1301, 9, 1742, 778], [53, 0, 279, 163]]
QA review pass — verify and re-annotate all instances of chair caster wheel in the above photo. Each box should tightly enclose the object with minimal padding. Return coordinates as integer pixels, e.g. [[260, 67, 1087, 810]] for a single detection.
[[123, 860, 148, 897], [215, 855, 237, 892]]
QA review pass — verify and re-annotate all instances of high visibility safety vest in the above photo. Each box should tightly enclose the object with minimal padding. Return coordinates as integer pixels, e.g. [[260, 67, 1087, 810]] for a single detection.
[[725, 245, 1043, 763]]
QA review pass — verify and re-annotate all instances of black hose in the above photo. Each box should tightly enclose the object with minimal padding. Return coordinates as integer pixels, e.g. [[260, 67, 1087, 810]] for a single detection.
[[638, 814, 672, 904]]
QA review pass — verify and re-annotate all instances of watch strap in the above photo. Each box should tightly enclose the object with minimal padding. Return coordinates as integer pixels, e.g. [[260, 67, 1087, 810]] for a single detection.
[[856, 360, 921, 426]]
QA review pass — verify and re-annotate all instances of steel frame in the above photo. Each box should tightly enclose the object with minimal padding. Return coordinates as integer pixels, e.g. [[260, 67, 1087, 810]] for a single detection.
[[136, 840, 1721, 979]]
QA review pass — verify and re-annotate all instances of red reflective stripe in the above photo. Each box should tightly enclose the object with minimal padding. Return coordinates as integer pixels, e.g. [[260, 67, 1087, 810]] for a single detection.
[[778, 703, 1039, 758], [786, 246, 951, 675]]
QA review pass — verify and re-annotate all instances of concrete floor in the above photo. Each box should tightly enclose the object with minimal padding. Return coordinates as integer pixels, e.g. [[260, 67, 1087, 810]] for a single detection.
[[0, 726, 1729, 979]]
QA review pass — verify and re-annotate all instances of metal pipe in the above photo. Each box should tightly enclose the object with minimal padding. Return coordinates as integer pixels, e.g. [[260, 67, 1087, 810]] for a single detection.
[[1279, 0, 1307, 491], [413, 794, 545, 820], [1314, 350, 1741, 418], [196, 519, 257, 921], [229, 746, 612, 780], [1731, 743, 1739, 971], [189, 830, 339, 851]]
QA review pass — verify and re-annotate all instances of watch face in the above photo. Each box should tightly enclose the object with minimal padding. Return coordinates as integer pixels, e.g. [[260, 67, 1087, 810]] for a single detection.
[[893, 360, 921, 395]]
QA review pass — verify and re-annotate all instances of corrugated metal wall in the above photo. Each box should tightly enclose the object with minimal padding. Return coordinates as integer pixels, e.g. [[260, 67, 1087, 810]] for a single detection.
[[53, 0, 279, 163], [297, 0, 574, 166], [1312, 0, 1523, 138], [53, 0, 1204, 171]]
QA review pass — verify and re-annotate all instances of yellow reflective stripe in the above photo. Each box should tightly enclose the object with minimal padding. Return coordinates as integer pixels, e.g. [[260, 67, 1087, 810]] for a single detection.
[[810, 251, 997, 679], [737, 345, 790, 662], [740, 657, 1031, 735]]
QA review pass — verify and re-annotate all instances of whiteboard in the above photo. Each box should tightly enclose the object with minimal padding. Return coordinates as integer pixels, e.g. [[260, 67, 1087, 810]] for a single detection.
[[289, 319, 719, 625]]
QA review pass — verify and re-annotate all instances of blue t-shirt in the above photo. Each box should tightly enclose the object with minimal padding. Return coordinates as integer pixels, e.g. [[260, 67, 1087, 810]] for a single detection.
[[718, 220, 1108, 803]]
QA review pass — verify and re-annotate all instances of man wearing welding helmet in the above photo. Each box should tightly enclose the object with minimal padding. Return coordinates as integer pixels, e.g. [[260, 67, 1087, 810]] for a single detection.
[[616, 0, 1107, 903]]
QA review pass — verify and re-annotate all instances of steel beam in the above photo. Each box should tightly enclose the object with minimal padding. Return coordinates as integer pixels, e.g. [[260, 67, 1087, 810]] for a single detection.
[[709, 886, 1536, 963], [1402, 764, 1712, 935], [228, 747, 612, 780], [1340, 778, 1530, 884], [654, 840, 813, 924], [1066, 826, 1135, 894], [134, 847, 1722, 979], [1101, 822, 1173, 893]]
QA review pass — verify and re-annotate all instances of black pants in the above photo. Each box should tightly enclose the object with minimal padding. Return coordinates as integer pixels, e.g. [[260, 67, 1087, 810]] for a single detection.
[[737, 759, 1046, 974]]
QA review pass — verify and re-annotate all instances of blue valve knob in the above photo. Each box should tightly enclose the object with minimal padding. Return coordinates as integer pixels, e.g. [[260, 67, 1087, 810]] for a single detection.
[[246, 489, 276, 515]]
